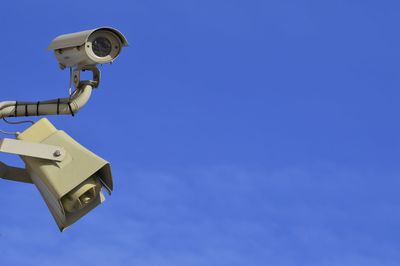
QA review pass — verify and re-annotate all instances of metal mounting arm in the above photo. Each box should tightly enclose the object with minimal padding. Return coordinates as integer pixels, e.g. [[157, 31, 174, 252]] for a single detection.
[[0, 138, 68, 183], [0, 66, 100, 119], [0, 138, 66, 162], [0, 161, 32, 184]]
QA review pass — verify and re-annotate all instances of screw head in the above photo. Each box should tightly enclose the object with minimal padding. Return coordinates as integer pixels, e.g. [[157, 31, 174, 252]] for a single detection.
[[53, 150, 62, 157]]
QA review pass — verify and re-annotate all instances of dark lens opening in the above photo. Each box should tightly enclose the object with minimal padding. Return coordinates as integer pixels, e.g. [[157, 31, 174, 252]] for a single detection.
[[92, 37, 112, 57]]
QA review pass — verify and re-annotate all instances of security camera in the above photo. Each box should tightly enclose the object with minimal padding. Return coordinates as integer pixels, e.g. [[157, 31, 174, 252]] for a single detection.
[[12, 118, 113, 231], [48, 27, 128, 69], [0, 27, 128, 119]]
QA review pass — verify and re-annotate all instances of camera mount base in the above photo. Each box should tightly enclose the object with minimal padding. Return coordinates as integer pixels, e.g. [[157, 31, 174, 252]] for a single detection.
[[72, 65, 101, 89], [0, 138, 66, 162], [0, 138, 67, 184]]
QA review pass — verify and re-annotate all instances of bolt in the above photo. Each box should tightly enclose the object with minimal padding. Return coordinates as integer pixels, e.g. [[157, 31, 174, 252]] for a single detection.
[[53, 150, 62, 157]]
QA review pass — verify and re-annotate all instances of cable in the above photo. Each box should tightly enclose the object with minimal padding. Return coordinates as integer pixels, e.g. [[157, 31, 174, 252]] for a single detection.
[[0, 129, 18, 136], [3, 117, 34, 125], [0, 118, 33, 136], [0, 117, 34, 136], [69, 67, 73, 96]]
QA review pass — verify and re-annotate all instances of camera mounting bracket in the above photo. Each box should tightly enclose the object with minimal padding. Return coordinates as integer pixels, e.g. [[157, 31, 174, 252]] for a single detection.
[[0, 138, 66, 162], [0, 161, 32, 184], [72, 65, 101, 89], [0, 138, 67, 184]]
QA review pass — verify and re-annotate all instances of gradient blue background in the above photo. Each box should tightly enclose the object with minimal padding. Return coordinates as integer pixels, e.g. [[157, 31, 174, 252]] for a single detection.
[[0, 0, 400, 265]]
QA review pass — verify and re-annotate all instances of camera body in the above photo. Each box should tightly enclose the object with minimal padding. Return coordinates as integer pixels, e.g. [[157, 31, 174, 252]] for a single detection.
[[48, 27, 128, 69], [17, 118, 113, 231]]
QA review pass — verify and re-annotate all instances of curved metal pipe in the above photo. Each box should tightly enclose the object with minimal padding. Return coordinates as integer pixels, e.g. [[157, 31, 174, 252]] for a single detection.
[[0, 85, 93, 118]]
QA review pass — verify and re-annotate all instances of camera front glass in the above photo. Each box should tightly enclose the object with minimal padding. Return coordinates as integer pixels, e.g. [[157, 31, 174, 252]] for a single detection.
[[92, 37, 112, 57]]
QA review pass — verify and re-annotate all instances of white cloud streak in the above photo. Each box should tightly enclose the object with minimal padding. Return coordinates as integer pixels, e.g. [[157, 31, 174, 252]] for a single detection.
[[0, 163, 399, 266]]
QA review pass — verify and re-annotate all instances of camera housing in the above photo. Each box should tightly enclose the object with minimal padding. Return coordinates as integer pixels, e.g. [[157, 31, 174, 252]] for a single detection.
[[48, 27, 128, 69], [17, 118, 113, 231]]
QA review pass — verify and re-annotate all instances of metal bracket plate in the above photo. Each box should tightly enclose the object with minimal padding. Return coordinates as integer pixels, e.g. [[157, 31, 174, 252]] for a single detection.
[[73, 65, 100, 89], [0, 138, 66, 162]]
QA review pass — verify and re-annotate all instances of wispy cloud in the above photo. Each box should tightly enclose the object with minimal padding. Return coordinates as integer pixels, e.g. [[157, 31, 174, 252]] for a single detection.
[[0, 164, 399, 265]]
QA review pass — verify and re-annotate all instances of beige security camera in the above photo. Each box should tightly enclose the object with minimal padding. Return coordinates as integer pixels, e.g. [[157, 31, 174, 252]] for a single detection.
[[0, 118, 113, 231], [48, 27, 128, 69]]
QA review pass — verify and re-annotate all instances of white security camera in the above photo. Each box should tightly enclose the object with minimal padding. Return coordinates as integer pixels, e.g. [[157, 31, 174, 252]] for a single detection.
[[0, 27, 128, 119], [48, 27, 128, 69], [4, 118, 113, 231]]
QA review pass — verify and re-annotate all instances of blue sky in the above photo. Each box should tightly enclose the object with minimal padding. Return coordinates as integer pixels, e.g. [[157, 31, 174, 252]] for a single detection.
[[0, 0, 400, 265]]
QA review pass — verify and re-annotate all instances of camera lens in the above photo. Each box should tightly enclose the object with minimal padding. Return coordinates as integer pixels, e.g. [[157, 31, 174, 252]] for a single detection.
[[92, 37, 112, 57]]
